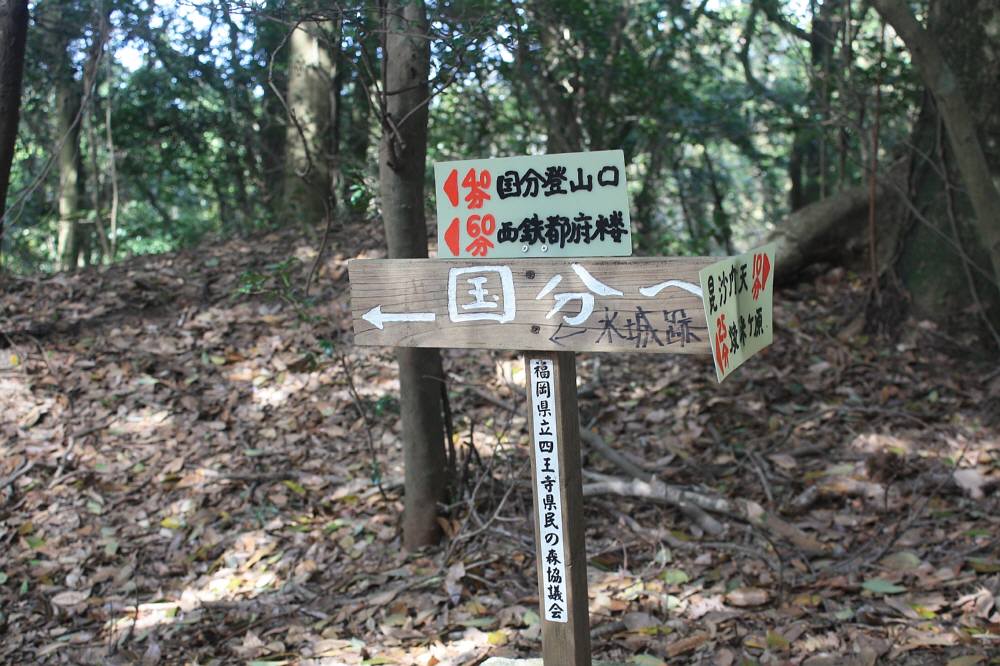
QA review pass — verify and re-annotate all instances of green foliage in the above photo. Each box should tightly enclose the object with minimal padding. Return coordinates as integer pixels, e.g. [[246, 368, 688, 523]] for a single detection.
[[236, 257, 302, 299], [3, 0, 927, 273]]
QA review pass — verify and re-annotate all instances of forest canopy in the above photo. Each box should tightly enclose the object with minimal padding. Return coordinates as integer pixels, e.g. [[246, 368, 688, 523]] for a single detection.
[[1, 0, 998, 339]]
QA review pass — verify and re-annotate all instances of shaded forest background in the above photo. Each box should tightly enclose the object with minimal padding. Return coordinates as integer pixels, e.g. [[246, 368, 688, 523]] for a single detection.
[[1, 0, 997, 346]]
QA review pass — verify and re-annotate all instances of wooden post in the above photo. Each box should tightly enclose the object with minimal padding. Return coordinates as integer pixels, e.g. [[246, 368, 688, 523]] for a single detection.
[[524, 350, 591, 666]]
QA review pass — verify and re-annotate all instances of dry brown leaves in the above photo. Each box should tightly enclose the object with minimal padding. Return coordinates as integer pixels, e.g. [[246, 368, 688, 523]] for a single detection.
[[1, 230, 998, 665]]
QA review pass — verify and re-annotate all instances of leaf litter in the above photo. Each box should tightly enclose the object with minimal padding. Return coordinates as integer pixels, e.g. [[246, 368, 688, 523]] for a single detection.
[[0, 227, 998, 665]]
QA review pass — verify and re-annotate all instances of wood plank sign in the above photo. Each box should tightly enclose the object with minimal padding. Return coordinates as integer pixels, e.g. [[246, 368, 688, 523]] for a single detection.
[[698, 243, 777, 382], [434, 150, 632, 259], [349, 257, 713, 354]]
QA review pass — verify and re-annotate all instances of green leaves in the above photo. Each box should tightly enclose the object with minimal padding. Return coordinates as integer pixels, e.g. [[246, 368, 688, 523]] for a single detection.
[[861, 578, 908, 595]]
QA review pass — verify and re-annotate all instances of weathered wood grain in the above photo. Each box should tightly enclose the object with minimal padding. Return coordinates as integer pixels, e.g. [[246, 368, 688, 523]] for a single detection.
[[348, 257, 714, 354]]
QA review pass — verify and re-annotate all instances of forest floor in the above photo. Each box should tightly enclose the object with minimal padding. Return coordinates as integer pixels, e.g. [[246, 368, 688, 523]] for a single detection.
[[1, 225, 999, 666]]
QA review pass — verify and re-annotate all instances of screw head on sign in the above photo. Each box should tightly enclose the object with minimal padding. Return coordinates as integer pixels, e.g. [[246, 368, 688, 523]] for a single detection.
[[531, 325, 541, 334], [540, 245, 548, 253], [521, 244, 529, 253], [526, 270, 536, 279]]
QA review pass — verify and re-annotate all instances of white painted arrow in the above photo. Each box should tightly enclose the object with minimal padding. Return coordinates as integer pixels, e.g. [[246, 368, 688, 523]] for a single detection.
[[362, 305, 437, 330]]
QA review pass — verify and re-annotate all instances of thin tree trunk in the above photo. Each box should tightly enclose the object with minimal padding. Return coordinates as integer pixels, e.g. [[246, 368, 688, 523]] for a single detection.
[[342, 9, 376, 219], [871, 0, 1000, 294], [378, 0, 448, 549], [702, 147, 734, 254], [257, 4, 288, 218], [0, 0, 28, 268], [105, 64, 119, 260], [223, 4, 259, 228], [672, 160, 700, 247], [85, 94, 109, 262], [632, 141, 665, 241], [56, 82, 83, 272]]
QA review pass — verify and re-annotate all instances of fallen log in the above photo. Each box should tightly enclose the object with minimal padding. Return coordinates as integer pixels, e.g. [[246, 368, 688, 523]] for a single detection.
[[768, 184, 875, 283]]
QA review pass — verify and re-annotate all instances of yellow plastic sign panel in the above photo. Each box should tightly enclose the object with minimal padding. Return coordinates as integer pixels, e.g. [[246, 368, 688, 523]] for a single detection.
[[434, 150, 633, 260], [698, 243, 776, 382]]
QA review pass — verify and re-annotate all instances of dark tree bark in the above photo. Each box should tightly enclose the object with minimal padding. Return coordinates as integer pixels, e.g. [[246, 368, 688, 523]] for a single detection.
[[342, 11, 376, 219], [378, 0, 449, 549], [0, 0, 29, 266], [255, 1, 289, 218], [871, 0, 1000, 317], [513, 2, 585, 154]]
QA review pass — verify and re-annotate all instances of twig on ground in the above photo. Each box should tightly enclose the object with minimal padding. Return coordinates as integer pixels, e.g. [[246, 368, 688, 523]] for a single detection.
[[582, 470, 838, 558], [580, 427, 725, 536], [337, 350, 388, 502], [1, 459, 34, 494]]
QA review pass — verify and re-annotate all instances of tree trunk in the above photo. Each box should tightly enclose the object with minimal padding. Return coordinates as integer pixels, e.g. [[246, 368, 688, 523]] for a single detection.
[[222, 3, 258, 230], [339, 10, 376, 221], [0, 0, 28, 267], [772, 0, 1000, 340], [871, 0, 1000, 320], [56, 79, 83, 272], [769, 184, 874, 282], [515, 2, 585, 154], [256, 1, 288, 219], [702, 147, 734, 254], [283, 19, 336, 225], [378, 0, 448, 549]]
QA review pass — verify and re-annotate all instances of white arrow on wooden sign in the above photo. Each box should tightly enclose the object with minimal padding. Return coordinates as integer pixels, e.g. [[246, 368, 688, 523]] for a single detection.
[[361, 305, 437, 330]]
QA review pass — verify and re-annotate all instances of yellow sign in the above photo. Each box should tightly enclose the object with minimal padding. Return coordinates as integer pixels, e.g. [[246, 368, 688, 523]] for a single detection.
[[698, 243, 776, 382]]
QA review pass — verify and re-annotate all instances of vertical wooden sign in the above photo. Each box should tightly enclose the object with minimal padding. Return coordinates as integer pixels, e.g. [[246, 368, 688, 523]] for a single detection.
[[526, 351, 591, 665]]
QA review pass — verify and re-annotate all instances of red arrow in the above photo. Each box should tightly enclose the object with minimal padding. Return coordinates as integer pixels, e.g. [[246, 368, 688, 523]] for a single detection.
[[443, 169, 459, 207], [444, 217, 460, 256]]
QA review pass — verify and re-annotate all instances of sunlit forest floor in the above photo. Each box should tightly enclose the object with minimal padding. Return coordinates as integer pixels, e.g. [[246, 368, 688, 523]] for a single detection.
[[1, 226, 998, 665]]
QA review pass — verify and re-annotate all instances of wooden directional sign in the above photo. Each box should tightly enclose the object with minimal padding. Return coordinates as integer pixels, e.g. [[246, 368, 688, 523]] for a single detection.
[[434, 150, 632, 260], [349, 257, 714, 355], [346, 242, 776, 666]]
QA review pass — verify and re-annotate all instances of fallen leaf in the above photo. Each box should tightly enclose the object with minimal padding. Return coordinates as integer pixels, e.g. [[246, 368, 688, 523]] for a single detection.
[[767, 630, 791, 651], [880, 551, 922, 571], [954, 469, 986, 499], [769, 453, 798, 470], [622, 611, 658, 632], [862, 578, 907, 595], [666, 631, 709, 658], [51, 589, 90, 607], [632, 655, 666, 666], [725, 587, 770, 607], [967, 558, 1000, 574], [486, 630, 507, 646], [660, 568, 689, 585]]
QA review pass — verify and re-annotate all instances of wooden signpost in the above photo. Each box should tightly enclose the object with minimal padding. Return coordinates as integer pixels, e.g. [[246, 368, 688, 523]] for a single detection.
[[348, 152, 776, 665]]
